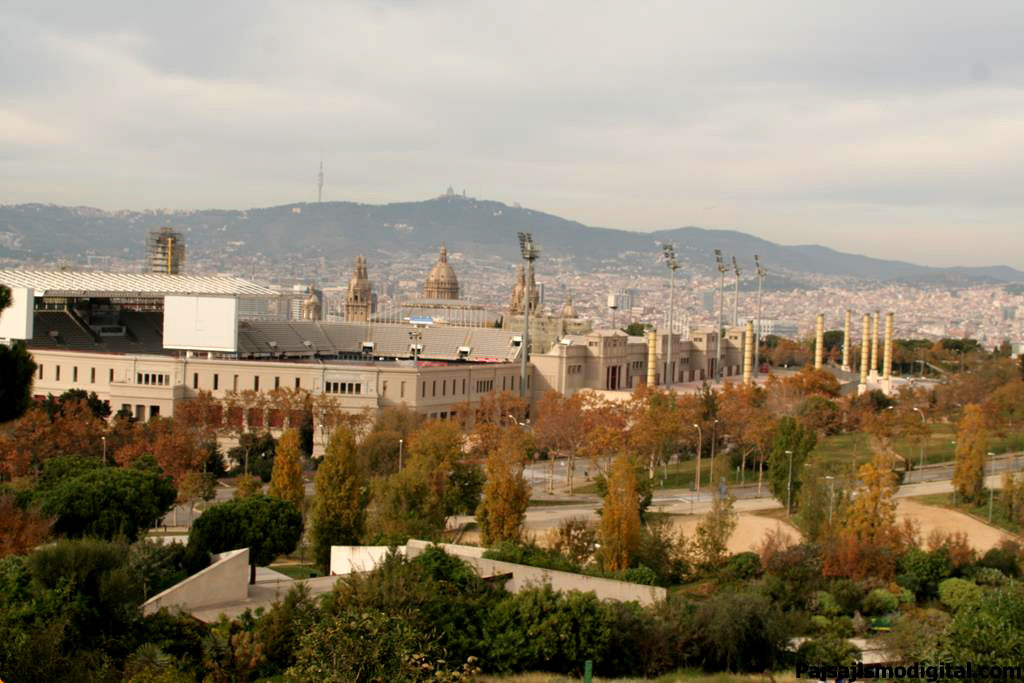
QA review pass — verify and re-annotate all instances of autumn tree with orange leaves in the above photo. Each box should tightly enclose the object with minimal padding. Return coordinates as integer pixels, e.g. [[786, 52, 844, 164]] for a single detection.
[[476, 431, 530, 545], [600, 453, 643, 571], [953, 404, 988, 503]]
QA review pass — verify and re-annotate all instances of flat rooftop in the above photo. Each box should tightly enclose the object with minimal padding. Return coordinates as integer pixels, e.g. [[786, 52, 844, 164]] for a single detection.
[[0, 270, 280, 299]]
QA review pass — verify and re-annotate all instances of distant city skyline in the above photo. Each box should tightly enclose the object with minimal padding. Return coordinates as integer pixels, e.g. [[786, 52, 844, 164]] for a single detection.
[[2, 1, 1023, 268]]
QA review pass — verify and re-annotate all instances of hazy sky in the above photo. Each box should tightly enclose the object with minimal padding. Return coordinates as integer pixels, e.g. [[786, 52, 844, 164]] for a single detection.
[[2, 1, 1023, 268]]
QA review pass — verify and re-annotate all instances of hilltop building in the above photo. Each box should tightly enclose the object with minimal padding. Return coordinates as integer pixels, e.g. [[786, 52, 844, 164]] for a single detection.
[[423, 244, 460, 300]]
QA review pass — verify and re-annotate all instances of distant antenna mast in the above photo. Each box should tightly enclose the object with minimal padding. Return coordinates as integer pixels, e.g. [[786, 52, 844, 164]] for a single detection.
[[317, 160, 324, 203]]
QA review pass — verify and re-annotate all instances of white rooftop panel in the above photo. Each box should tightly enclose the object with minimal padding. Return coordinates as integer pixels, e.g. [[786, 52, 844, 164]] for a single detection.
[[0, 270, 279, 299]]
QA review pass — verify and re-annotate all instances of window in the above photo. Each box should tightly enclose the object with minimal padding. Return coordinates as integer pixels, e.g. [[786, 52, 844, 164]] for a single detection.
[[254, 376, 260, 391], [72, 367, 78, 382], [274, 376, 280, 390], [295, 377, 301, 389], [233, 375, 238, 391], [193, 372, 199, 389], [55, 366, 61, 381], [432, 380, 436, 397], [382, 381, 388, 395], [356, 383, 361, 394], [502, 376, 506, 391], [213, 373, 219, 390], [90, 367, 96, 383], [421, 382, 426, 398], [461, 378, 466, 394], [38, 365, 43, 379], [121, 403, 131, 415], [135, 404, 145, 420], [442, 380, 447, 396], [400, 381, 406, 398], [109, 368, 114, 382], [150, 405, 160, 419]]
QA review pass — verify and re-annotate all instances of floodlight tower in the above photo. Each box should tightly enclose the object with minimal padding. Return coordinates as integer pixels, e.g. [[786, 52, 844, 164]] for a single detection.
[[517, 232, 540, 400], [714, 249, 727, 382], [754, 255, 767, 377], [317, 160, 324, 203], [661, 243, 680, 385], [731, 255, 741, 326]]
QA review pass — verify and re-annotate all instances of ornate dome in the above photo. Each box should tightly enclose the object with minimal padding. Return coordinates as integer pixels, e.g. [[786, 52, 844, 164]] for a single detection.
[[424, 243, 460, 300], [561, 293, 576, 318]]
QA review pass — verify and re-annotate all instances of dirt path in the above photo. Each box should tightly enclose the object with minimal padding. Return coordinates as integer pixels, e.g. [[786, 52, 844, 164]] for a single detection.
[[896, 499, 1017, 551], [668, 512, 801, 554]]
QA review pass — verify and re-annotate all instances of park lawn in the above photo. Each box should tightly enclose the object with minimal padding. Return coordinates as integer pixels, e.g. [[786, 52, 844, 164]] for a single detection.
[[576, 457, 750, 494], [268, 563, 322, 580], [810, 425, 1024, 472], [910, 492, 1023, 536]]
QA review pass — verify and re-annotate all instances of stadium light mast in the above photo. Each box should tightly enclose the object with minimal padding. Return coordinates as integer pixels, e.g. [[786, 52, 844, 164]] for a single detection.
[[517, 232, 540, 401], [731, 255, 741, 326], [715, 249, 727, 382], [660, 243, 680, 385], [754, 255, 767, 377]]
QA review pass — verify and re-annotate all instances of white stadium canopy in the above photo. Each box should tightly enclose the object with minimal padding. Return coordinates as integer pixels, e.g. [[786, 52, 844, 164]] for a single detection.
[[0, 270, 279, 299]]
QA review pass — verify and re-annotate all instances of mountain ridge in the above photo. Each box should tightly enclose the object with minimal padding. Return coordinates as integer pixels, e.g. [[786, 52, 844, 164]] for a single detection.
[[1, 197, 1021, 284]]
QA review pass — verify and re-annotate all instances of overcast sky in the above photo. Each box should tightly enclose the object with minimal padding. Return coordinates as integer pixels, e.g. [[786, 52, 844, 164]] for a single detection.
[[2, 1, 1023, 267]]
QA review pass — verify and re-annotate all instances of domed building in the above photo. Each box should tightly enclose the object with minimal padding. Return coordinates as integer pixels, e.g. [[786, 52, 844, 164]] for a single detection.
[[345, 255, 373, 322], [423, 243, 460, 300]]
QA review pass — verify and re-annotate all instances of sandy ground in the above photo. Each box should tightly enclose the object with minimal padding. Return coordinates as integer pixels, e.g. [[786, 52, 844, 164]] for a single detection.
[[895, 498, 1016, 552], [668, 512, 802, 554]]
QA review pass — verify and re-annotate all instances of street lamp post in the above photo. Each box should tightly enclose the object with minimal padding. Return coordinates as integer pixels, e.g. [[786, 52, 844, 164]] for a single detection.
[[731, 256, 741, 326], [693, 423, 703, 494], [101, 436, 107, 465], [710, 418, 719, 488], [786, 449, 795, 515], [912, 407, 927, 469], [661, 244, 680, 386], [754, 255, 766, 377], [715, 250, 727, 382], [517, 232, 540, 401]]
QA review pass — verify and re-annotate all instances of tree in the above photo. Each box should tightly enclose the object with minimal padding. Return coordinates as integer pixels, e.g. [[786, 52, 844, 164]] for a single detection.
[[268, 428, 305, 511], [36, 457, 177, 541], [310, 427, 368, 573], [623, 322, 647, 336], [368, 420, 465, 543], [476, 432, 530, 545], [0, 285, 36, 424], [177, 470, 216, 526], [227, 431, 277, 482], [953, 404, 988, 503], [189, 494, 303, 584], [626, 385, 688, 480], [114, 415, 210, 485], [0, 493, 52, 558], [692, 494, 737, 569], [767, 417, 816, 512], [600, 454, 642, 571]]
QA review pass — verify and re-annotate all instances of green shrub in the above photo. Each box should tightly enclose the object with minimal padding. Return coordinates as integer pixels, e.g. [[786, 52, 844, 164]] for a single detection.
[[483, 585, 614, 674], [692, 590, 790, 672], [937, 578, 983, 612], [978, 541, 1021, 578], [828, 578, 866, 615], [795, 633, 861, 668], [483, 540, 578, 573], [811, 590, 841, 617], [861, 588, 899, 616], [971, 566, 1007, 586], [942, 585, 1024, 666], [898, 548, 952, 599], [722, 551, 762, 581]]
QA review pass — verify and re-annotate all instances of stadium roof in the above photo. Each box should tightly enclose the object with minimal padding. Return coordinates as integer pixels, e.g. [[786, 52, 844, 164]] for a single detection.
[[0, 270, 279, 299]]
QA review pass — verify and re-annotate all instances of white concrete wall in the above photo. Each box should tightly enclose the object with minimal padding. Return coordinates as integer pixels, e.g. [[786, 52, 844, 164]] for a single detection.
[[329, 545, 405, 575], [405, 540, 665, 606], [141, 547, 249, 616]]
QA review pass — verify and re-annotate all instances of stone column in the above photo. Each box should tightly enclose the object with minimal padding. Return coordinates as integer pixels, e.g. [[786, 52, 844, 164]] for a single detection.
[[883, 312, 894, 380], [646, 330, 657, 386], [743, 319, 754, 385], [814, 314, 825, 370], [859, 313, 870, 393], [841, 309, 851, 372], [869, 311, 880, 379]]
